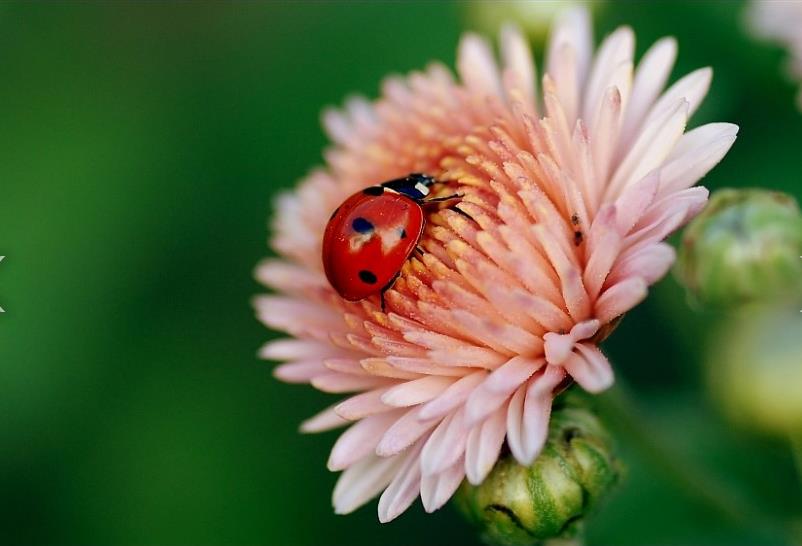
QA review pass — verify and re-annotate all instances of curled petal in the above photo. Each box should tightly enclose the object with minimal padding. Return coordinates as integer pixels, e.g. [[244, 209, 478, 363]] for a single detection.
[[544, 319, 600, 365], [563, 343, 614, 393]]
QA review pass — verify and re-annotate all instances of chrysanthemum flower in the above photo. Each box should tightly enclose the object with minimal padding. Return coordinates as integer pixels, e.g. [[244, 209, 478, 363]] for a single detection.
[[255, 8, 737, 522], [747, 0, 802, 110]]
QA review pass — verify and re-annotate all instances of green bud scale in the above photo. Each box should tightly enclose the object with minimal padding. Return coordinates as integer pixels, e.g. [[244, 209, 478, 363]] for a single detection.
[[453, 396, 619, 546]]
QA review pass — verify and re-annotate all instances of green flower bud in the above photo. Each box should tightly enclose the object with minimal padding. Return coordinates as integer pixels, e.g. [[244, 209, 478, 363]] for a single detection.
[[676, 188, 802, 308], [453, 396, 619, 546], [463, 1, 600, 43], [707, 303, 802, 436]]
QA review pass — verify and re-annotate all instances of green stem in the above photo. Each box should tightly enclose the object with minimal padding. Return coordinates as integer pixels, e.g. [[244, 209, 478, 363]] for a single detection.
[[598, 382, 801, 546]]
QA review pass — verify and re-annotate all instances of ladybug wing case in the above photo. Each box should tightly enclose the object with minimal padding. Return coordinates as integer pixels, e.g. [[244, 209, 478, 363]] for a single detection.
[[322, 190, 425, 302]]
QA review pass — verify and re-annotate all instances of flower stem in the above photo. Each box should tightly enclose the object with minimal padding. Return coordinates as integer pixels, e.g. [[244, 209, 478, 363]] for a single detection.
[[598, 382, 801, 545]]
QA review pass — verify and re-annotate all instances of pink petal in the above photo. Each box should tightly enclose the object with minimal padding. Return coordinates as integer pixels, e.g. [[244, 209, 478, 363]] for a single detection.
[[547, 7, 592, 95], [381, 376, 455, 407], [563, 343, 614, 393], [420, 457, 466, 513], [591, 86, 622, 185], [377, 442, 424, 523], [258, 338, 350, 361], [583, 209, 623, 300], [273, 360, 326, 383], [619, 36, 677, 149], [324, 358, 371, 376], [421, 409, 469, 477], [458, 33, 503, 98], [255, 259, 327, 293], [613, 169, 660, 236], [384, 356, 466, 377], [464, 406, 507, 485], [547, 44, 581, 129], [311, 373, 393, 394], [645, 67, 711, 128], [328, 410, 404, 471], [609, 242, 676, 286], [520, 365, 564, 464], [450, 309, 543, 356], [505, 385, 528, 464], [254, 296, 343, 340], [595, 277, 648, 323], [606, 99, 688, 200], [418, 371, 488, 421], [335, 388, 396, 420], [465, 357, 542, 426], [544, 319, 600, 366], [376, 408, 440, 457], [500, 24, 536, 107], [427, 345, 508, 369], [583, 26, 634, 124], [300, 405, 350, 434], [661, 122, 738, 195], [333, 454, 402, 515], [532, 224, 591, 322]]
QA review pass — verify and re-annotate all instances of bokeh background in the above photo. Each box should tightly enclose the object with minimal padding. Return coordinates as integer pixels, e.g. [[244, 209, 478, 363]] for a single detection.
[[0, 1, 800, 544]]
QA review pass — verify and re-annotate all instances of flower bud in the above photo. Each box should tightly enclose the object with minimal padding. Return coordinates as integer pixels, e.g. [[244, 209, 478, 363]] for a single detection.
[[453, 395, 619, 546], [707, 303, 802, 436], [463, 1, 600, 43], [676, 188, 802, 308]]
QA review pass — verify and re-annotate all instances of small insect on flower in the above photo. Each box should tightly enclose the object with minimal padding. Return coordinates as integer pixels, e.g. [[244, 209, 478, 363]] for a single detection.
[[322, 173, 461, 308]]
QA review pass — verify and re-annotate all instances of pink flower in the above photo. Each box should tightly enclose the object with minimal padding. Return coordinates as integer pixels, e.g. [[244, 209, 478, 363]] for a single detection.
[[255, 8, 737, 522]]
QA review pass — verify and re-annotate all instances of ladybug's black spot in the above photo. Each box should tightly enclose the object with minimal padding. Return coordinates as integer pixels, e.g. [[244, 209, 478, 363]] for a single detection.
[[352, 217, 374, 234], [359, 270, 378, 285], [362, 186, 384, 196], [399, 228, 407, 239]]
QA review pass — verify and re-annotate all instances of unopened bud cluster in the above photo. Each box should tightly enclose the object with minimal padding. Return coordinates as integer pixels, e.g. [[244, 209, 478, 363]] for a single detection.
[[454, 396, 619, 546]]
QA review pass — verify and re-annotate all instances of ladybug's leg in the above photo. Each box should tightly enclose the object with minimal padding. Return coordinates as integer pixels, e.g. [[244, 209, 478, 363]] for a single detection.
[[379, 271, 401, 313], [448, 204, 476, 223], [414, 246, 426, 256], [423, 193, 463, 204]]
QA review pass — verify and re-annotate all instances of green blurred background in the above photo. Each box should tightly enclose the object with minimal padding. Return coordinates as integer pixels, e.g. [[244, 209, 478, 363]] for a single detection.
[[0, 1, 800, 544]]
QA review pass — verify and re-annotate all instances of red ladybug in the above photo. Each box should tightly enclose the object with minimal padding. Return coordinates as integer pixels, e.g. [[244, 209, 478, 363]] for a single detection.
[[322, 173, 460, 308]]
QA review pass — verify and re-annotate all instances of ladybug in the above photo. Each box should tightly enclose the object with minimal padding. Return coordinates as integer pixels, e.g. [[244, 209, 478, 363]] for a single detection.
[[322, 173, 461, 309]]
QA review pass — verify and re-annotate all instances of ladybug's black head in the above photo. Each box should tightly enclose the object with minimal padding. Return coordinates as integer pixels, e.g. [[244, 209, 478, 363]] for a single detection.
[[381, 173, 436, 200]]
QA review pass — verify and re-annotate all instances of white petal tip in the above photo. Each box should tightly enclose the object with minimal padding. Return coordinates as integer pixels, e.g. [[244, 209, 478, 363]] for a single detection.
[[333, 506, 352, 516], [380, 501, 410, 521], [584, 378, 615, 394]]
